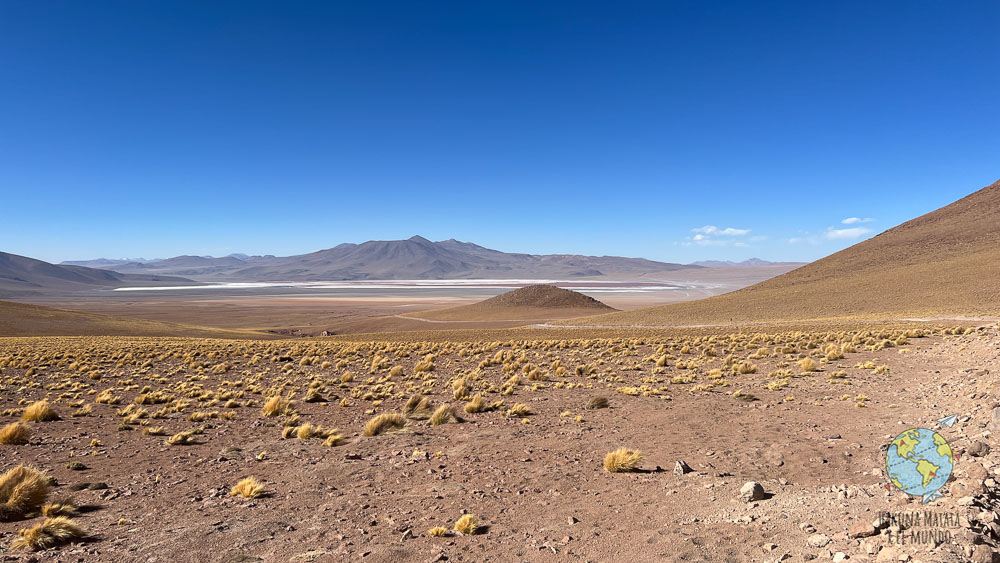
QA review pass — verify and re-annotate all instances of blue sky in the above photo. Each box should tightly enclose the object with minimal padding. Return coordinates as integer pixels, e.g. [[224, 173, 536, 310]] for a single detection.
[[1, 1, 998, 264]]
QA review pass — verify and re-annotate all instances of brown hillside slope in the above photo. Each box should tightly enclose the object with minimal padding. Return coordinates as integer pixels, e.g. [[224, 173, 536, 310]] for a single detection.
[[407, 284, 614, 321], [560, 178, 1000, 326], [0, 301, 268, 338]]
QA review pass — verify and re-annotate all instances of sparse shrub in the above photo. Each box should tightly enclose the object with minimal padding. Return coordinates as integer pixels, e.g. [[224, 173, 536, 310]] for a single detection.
[[604, 448, 643, 473], [585, 396, 609, 410], [21, 400, 58, 423], [11, 517, 86, 551], [0, 423, 31, 445], [362, 413, 407, 436], [230, 477, 264, 499], [454, 514, 477, 535], [798, 357, 818, 372]]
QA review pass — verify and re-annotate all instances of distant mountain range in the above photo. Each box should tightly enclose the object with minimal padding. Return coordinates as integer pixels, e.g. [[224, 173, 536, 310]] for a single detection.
[[688, 258, 806, 268], [58, 236, 700, 281]]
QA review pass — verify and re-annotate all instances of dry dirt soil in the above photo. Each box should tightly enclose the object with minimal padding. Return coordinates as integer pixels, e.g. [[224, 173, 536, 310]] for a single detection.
[[1, 324, 999, 562]]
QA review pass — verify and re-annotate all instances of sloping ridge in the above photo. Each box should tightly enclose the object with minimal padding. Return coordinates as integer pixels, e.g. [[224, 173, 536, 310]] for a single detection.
[[0, 300, 267, 338], [0, 251, 194, 297], [409, 285, 615, 321], [563, 178, 1000, 326]]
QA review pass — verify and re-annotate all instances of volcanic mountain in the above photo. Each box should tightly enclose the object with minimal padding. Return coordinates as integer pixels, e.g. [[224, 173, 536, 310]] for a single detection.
[[407, 284, 615, 322], [68, 236, 696, 281], [562, 178, 1000, 326]]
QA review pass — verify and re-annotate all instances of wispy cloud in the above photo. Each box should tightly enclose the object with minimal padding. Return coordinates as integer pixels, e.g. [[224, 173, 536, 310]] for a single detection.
[[692, 225, 750, 236], [841, 217, 875, 225], [824, 226, 873, 240], [683, 225, 751, 247]]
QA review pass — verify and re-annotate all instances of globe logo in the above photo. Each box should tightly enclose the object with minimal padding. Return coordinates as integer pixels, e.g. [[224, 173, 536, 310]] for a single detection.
[[885, 428, 954, 504]]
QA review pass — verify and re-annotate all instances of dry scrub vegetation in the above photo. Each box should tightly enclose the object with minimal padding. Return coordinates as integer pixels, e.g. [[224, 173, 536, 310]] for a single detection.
[[0, 324, 976, 553]]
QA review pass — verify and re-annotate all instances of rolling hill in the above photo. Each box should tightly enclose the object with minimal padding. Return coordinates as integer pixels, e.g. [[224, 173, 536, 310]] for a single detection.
[[406, 284, 614, 321], [561, 178, 1000, 326], [66, 236, 698, 281], [0, 251, 195, 298]]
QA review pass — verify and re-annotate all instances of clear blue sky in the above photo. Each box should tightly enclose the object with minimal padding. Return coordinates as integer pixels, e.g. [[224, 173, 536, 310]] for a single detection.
[[2, 1, 998, 264]]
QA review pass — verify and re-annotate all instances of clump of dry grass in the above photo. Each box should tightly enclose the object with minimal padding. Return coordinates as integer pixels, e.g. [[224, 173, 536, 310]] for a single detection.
[[362, 413, 407, 436], [11, 517, 86, 551], [798, 357, 818, 372], [21, 400, 58, 423], [323, 432, 345, 447], [506, 403, 531, 418], [403, 394, 433, 420], [230, 477, 264, 499], [430, 405, 456, 426], [428, 526, 449, 537], [585, 396, 609, 409], [303, 389, 326, 403], [0, 422, 31, 445], [604, 448, 643, 473], [464, 394, 485, 414], [454, 513, 478, 535], [0, 465, 50, 521], [41, 497, 77, 517], [261, 396, 295, 417], [166, 431, 196, 446], [452, 378, 470, 400]]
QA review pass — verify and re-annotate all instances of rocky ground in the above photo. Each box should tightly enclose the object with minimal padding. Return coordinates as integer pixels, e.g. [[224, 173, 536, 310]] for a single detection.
[[0, 324, 998, 562]]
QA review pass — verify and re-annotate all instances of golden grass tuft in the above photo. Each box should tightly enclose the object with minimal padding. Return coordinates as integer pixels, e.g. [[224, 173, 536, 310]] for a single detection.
[[362, 413, 407, 437], [230, 477, 265, 499], [166, 430, 196, 446], [585, 396, 609, 409], [428, 526, 449, 537], [506, 403, 531, 418], [11, 516, 86, 551], [323, 432, 345, 447], [0, 422, 31, 445], [464, 394, 485, 414], [798, 357, 818, 372], [0, 464, 50, 521], [21, 400, 58, 423], [261, 396, 295, 417], [454, 513, 478, 535], [603, 448, 643, 473], [403, 394, 433, 420], [41, 497, 78, 517], [429, 405, 456, 426]]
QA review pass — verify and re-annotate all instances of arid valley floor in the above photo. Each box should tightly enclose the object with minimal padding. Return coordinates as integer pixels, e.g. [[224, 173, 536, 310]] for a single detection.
[[2, 322, 1000, 562]]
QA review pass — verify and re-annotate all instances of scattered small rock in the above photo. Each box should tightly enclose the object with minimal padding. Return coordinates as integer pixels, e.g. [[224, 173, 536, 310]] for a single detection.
[[807, 534, 830, 548], [739, 481, 765, 502], [970, 441, 991, 458]]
